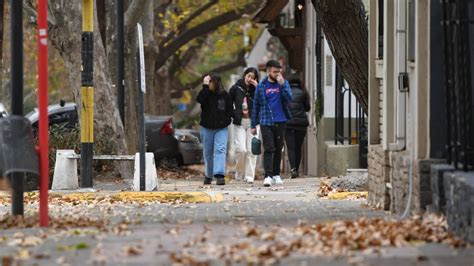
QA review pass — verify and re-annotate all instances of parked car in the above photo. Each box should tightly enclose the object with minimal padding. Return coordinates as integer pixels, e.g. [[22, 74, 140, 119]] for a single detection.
[[25, 101, 203, 165], [25, 102, 78, 135], [174, 129, 203, 165]]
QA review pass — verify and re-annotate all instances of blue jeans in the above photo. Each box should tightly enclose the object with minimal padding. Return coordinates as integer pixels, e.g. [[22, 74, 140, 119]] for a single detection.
[[200, 127, 228, 178]]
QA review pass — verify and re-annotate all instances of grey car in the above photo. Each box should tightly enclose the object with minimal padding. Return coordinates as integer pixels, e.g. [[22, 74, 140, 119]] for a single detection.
[[174, 129, 203, 165]]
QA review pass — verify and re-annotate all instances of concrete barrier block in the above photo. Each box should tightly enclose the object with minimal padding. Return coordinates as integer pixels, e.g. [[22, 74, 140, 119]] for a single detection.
[[133, 152, 159, 191], [52, 150, 78, 190]]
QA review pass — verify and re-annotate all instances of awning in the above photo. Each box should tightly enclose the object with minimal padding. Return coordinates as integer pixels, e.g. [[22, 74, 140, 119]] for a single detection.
[[253, 0, 305, 71], [253, 0, 289, 23]]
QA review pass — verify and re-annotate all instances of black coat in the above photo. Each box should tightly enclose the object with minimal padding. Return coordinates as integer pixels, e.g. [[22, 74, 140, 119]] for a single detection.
[[197, 85, 233, 129], [287, 83, 310, 129], [228, 79, 255, 126]]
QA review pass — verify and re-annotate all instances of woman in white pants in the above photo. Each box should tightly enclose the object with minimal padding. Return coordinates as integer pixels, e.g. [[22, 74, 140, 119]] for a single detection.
[[229, 67, 259, 183]]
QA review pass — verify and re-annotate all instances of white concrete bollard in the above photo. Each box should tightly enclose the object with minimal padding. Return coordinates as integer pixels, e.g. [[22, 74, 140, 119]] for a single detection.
[[52, 149, 79, 190], [133, 152, 159, 191]]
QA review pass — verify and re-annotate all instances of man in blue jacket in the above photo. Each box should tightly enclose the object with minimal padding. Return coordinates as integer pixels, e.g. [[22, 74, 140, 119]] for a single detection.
[[251, 60, 293, 187]]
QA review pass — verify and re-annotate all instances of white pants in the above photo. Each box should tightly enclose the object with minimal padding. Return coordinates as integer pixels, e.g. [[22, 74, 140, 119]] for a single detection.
[[234, 118, 258, 180]]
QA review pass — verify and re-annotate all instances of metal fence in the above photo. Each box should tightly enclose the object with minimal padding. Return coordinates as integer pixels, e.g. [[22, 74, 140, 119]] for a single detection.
[[441, 0, 474, 171], [334, 66, 368, 168]]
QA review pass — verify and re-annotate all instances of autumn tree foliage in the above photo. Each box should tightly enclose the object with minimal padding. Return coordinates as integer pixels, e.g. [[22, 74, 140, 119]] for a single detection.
[[19, 0, 261, 172]]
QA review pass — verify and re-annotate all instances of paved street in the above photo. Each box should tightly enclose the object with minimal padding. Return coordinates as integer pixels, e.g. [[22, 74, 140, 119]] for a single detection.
[[0, 177, 472, 265]]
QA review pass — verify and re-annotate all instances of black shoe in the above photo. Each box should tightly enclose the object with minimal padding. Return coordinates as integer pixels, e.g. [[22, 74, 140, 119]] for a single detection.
[[203, 177, 212, 185], [290, 168, 299, 179], [215, 175, 225, 185]]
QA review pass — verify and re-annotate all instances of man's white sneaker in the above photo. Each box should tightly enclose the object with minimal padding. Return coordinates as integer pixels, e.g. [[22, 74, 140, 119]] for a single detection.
[[263, 177, 273, 187], [244, 176, 254, 184], [273, 175, 283, 185]]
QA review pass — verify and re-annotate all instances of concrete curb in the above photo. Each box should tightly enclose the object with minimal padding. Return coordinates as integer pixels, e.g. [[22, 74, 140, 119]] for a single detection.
[[0, 191, 224, 204]]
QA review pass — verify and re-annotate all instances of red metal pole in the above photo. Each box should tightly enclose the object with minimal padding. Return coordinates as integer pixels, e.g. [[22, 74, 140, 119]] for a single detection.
[[37, 0, 48, 227]]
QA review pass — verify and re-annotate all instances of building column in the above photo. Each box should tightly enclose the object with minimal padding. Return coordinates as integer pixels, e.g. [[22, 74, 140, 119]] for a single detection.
[[382, 0, 395, 151], [415, 0, 430, 160], [368, 0, 380, 145]]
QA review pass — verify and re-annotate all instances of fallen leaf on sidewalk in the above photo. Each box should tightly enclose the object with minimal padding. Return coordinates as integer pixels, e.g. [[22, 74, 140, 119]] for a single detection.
[[167, 226, 180, 235], [327, 192, 368, 200], [123, 245, 143, 256], [170, 213, 466, 264], [317, 181, 333, 197], [56, 256, 66, 264], [1, 256, 13, 266], [8, 236, 43, 247], [0, 214, 109, 231], [157, 165, 202, 180], [57, 242, 90, 251], [178, 218, 193, 225], [15, 249, 30, 260], [33, 253, 50, 260]]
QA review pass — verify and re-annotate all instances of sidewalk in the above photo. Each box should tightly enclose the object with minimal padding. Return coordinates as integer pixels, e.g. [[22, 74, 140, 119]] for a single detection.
[[0, 176, 472, 265]]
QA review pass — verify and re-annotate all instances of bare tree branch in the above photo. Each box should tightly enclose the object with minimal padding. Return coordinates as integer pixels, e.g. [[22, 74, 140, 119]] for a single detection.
[[160, 0, 218, 45], [155, 1, 259, 71], [185, 49, 247, 91], [168, 37, 206, 75]]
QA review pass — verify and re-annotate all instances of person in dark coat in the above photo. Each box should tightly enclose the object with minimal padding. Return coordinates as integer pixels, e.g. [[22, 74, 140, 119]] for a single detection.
[[285, 74, 310, 178], [229, 67, 259, 183], [197, 73, 233, 185]]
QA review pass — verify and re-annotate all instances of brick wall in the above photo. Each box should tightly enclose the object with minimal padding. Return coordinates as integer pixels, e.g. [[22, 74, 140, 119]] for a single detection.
[[368, 145, 390, 210], [390, 151, 443, 214], [390, 151, 412, 214]]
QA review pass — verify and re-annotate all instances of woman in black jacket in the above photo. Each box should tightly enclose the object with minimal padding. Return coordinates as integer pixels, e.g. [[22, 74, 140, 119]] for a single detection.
[[197, 73, 233, 185], [285, 74, 310, 178], [228, 67, 259, 183]]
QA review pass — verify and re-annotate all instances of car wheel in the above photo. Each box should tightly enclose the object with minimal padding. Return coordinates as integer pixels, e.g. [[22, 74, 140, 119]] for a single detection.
[[175, 155, 184, 166]]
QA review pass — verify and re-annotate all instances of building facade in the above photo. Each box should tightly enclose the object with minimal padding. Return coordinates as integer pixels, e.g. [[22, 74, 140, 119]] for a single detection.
[[368, 0, 474, 243]]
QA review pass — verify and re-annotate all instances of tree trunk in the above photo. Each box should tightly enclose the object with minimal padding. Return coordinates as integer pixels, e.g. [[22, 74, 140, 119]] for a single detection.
[[155, 69, 172, 115], [97, 0, 106, 52], [105, 0, 117, 84], [0, 0, 6, 105], [312, 0, 368, 113], [141, 0, 158, 114], [47, 1, 130, 177], [122, 41, 138, 153]]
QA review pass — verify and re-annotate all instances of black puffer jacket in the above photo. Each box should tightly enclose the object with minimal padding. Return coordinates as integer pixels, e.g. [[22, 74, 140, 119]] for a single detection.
[[197, 85, 233, 129], [228, 79, 255, 126], [287, 83, 310, 129]]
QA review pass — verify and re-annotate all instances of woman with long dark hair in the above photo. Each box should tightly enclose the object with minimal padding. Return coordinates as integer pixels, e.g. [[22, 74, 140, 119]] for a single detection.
[[197, 73, 233, 185], [285, 73, 310, 178], [229, 67, 259, 183]]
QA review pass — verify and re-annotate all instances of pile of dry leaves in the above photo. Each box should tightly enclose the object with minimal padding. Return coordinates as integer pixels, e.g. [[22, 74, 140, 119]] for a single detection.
[[317, 182, 334, 197], [0, 214, 109, 230], [170, 214, 466, 265], [157, 165, 202, 180], [317, 181, 367, 200], [0, 192, 189, 206]]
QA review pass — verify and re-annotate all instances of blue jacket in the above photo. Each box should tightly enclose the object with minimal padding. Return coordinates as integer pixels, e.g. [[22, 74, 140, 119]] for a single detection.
[[251, 77, 293, 128]]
